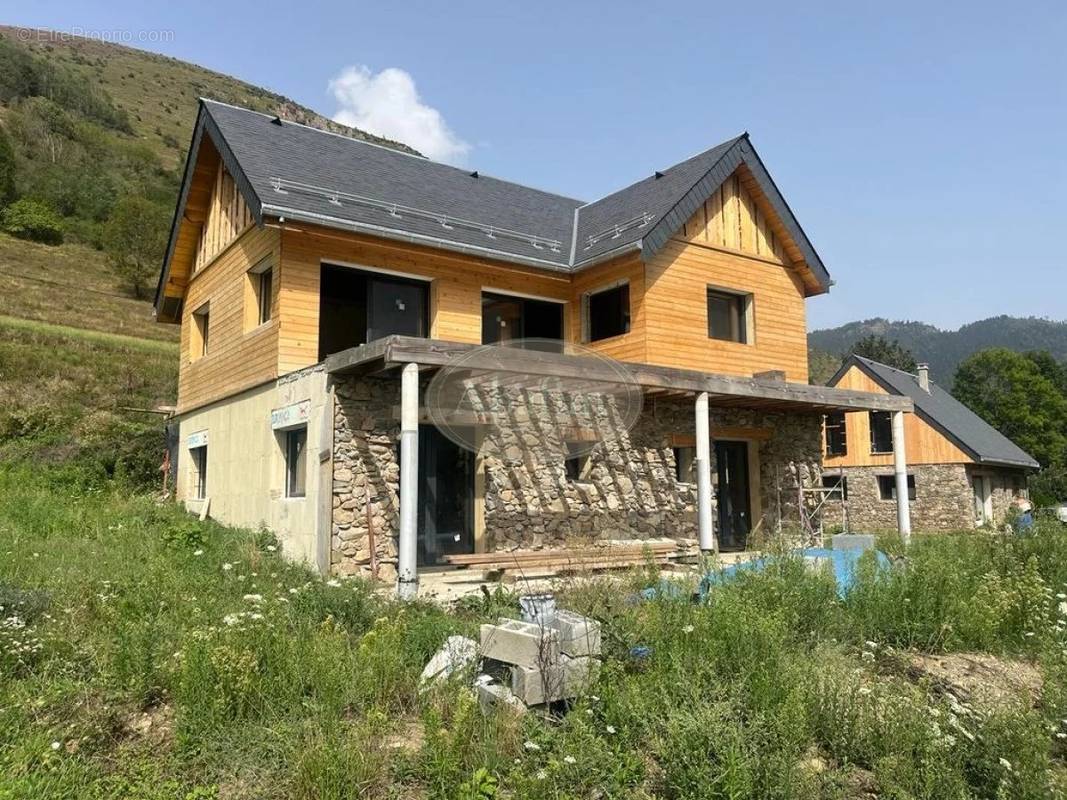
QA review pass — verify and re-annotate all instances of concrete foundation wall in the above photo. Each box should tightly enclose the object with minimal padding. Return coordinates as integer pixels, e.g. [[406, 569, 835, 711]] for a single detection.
[[176, 367, 332, 568], [329, 375, 824, 579]]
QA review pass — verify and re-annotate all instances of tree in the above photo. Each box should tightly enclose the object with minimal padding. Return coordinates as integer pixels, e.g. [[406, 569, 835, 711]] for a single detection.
[[952, 348, 1067, 471], [1025, 350, 1067, 396], [0, 123, 16, 209], [847, 335, 918, 372], [102, 196, 169, 299], [0, 198, 63, 244]]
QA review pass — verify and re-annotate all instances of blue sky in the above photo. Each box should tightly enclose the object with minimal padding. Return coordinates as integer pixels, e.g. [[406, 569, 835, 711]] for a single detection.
[[10, 1, 1066, 330]]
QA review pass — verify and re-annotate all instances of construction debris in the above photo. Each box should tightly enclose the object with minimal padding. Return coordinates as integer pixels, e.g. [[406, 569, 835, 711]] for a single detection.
[[419, 635, 479, 686], [475, 606, 602, 714]]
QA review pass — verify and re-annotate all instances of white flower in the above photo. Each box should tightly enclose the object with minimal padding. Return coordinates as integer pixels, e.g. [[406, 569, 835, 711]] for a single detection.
[[222, 563, 233, 571], [682, 625, 695, 634], [861, 650, 875, 663], [590, 695, 600, 702], [192, 549, 204, 556], [585, 709, 593, 715], [266, 545, 277, 552], [50, 741, 61, 751], [1056, 733, 1067, 740], [864, 640, 879, 650], [222, 613, 241, 626], [1024, 632, 1035, 638], [606, 725, 616, 734], [249, 612, 264, 620], [858, 687, 872, 696], [288, 588, 299, 595], [523, 740, 541, 751], [243, 594, 263, 603], [326, 579, 341, 588], [1059, 601, 1067, 616], [535, 770, 547, 780], [1057, 593, 1066, 600], [563, 755, 576, 764], [999, 758, 1013, 771]]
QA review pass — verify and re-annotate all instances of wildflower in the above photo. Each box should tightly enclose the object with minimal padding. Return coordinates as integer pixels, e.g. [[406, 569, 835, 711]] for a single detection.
[[590, 695, 600, 702], [326, 579, 342, 588], [682, 624, 695, 634], [864, 640, 879, 650], [1056, 733, 1067, 740], [563, 755, 576, 764], [1024, 632, 1035, 638], [50, 741, 61, 751], [1059, 601, 1067, 616], [222, 563, 233, 571], [858, 687, 872, 696], [585, 709, 593, 715], [606, 725, 616, 734], [242, 594, 263, 603], [266, 545, 277, 552], [192, 549, 204, 556], [249, 612, 264, 620], [288, 588, 298, 595], [535, 770, 547, 780], [222, 613, 241, 626], [861, 650, 875, 663], [523, 741, 541, 751], [1057, 593, 1066, 600], [999, 758, 1013, 771]]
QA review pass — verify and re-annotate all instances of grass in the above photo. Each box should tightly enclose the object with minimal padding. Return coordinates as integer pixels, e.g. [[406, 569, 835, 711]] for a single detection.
[[2, 466, 1067, 799]]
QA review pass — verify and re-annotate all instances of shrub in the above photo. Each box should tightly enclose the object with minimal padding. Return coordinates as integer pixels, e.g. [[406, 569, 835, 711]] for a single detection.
[[1, 198, 64, 244]]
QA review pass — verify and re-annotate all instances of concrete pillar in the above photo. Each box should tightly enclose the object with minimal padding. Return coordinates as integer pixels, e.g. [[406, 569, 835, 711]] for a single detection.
[[695, 391, 716, 554], [397, 363, 419, 600], [891, 410, 911, 545]]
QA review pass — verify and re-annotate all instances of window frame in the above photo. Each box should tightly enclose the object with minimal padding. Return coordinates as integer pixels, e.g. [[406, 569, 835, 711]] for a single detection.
[[869, 411, 894, 455], [564, 442, 593, 483], [706, 287, 751, 344], [673, 446, 696, 485], [824, 412, 848, 457], [821, 474, 848, 501], [877, 474, 915, 502], [191, 303, 210, 360], [190, 445, 207, 500], [583, 281, 631, 343], [248, 259, 273, 328], [285, 426, 308, 499]]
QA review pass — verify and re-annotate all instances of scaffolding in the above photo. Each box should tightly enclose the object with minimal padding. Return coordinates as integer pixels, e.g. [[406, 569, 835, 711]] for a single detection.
[[798, 469, 850, 544]]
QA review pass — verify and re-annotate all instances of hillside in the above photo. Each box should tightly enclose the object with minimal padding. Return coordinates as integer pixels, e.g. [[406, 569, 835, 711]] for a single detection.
[[810, 316, 1067, 383]]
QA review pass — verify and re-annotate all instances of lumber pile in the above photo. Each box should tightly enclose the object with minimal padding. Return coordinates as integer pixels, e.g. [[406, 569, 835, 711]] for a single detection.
[[443, 538, 696, 576]]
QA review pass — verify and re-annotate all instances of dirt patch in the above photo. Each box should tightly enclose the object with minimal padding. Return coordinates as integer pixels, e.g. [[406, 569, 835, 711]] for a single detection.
[[120, 703, 174, 748], [383, 719, 426, 755], [905, 652, 1042, 712]]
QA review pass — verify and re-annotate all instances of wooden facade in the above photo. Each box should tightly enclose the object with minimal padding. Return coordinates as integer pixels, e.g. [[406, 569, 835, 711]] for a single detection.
[[174, 158, 819, 412], [823, 364, 973, 468]]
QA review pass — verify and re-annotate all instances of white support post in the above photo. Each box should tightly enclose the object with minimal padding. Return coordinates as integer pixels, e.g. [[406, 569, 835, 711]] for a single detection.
[[891, 410, 911, 546], [695, 391, 716, 554], [397, 363, 419, 600]]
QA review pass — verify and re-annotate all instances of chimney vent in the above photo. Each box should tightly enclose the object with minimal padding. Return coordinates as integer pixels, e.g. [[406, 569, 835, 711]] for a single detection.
[[917, 363, 930, 392]]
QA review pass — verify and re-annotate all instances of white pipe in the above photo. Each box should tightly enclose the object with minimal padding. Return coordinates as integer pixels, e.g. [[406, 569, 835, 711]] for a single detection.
[[695, 391, 716, 553], [891, 410, 911, 546], [397, 363, 419, 599]]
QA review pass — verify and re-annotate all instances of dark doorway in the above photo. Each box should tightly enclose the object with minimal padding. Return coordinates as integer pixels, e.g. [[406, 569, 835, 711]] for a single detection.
[[481, 292, 564, 345], [715, 440, 751, 550], [417, 425, 475, 566], [318, 264, 428, 360]]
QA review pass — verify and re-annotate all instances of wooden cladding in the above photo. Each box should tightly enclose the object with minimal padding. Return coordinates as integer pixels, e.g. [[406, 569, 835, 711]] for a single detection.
[[824, 365, 973, 467], [194, 163, 254, 273], [679, 172, 787, 264]]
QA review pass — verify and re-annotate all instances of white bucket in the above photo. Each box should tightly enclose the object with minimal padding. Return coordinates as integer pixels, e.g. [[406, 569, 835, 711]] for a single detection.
[[518, 593, 557, 626]]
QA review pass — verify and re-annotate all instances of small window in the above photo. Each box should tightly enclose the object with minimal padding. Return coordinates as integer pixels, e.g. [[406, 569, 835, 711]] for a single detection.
[[822, 475, 848, 501], [673, 446, 696, 484], [825, 412, 848, 457], [869, 411, 894, 454], [285, 427, 308, 498], [878, 474, 915, 502], [707, 289, 749, 344], [253, 264, 273, 326], [564, 442, 592, 482], [192, 304, 210, 359], [190, 445, 208, 500], [586, 284, 630, 342]]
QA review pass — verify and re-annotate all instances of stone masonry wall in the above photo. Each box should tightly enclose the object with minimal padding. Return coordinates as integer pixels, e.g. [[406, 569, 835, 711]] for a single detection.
[[329, 375, 824, 579], [822, 463, 975, 532]]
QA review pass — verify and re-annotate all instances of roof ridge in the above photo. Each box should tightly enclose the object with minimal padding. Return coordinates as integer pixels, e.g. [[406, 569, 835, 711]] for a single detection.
[[199, 98, 587, 206]]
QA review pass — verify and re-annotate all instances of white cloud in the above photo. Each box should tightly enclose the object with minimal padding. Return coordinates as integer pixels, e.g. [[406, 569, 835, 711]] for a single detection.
[[328, 65, 471, 164]]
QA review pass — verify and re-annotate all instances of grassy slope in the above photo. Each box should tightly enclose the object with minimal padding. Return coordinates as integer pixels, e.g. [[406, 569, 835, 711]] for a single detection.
[[0, 25, 417, 170], [1, 474, 1066, 798]]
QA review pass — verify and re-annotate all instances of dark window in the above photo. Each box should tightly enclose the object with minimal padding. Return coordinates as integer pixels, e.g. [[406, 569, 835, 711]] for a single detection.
[[318, 265, 428, 360], [481, 292, 563, 345], [707, 289, 748, 343], [587, 284, 630, 342], [822, 475, 848, 501], [869, 411, 894, 454], [564, 442, 591, 481], [285, 428, 307, 498], [673, 446, 696, 483], [193, 305, 209, 358], [257, 268, 273, 325], [825, 412, 848, 457], [878, 474, 915, 501], [191, 446, 207, 499]]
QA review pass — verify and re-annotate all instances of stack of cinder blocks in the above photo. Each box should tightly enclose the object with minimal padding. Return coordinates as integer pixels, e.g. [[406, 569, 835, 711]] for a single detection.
[[477, 610, 601, 712]]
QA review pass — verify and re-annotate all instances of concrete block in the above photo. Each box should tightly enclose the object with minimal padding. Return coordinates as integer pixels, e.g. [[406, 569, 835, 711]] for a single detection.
[[510, 654, 598, 706], [831, 533, 876, 552], [551, 610, 601, 656], [480, 618, 560, 668], [476, 681, 526, 715]]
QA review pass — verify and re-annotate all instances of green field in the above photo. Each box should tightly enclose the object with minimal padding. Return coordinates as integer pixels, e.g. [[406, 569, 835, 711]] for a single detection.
[[2, 467, 1066, 799]]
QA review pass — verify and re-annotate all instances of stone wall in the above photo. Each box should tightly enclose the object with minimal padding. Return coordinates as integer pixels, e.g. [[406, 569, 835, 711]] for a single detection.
[[822, 463, 976, 532], [329, 375, 824, 579]]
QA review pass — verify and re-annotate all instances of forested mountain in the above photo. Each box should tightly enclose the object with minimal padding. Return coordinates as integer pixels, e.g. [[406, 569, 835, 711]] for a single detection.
[[809, 316, 1067, 383]]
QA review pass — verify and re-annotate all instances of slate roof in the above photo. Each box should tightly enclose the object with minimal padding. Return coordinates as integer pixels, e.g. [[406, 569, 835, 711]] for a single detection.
[[158, 99, 831, 303], [831, 356, 1040, 469]]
